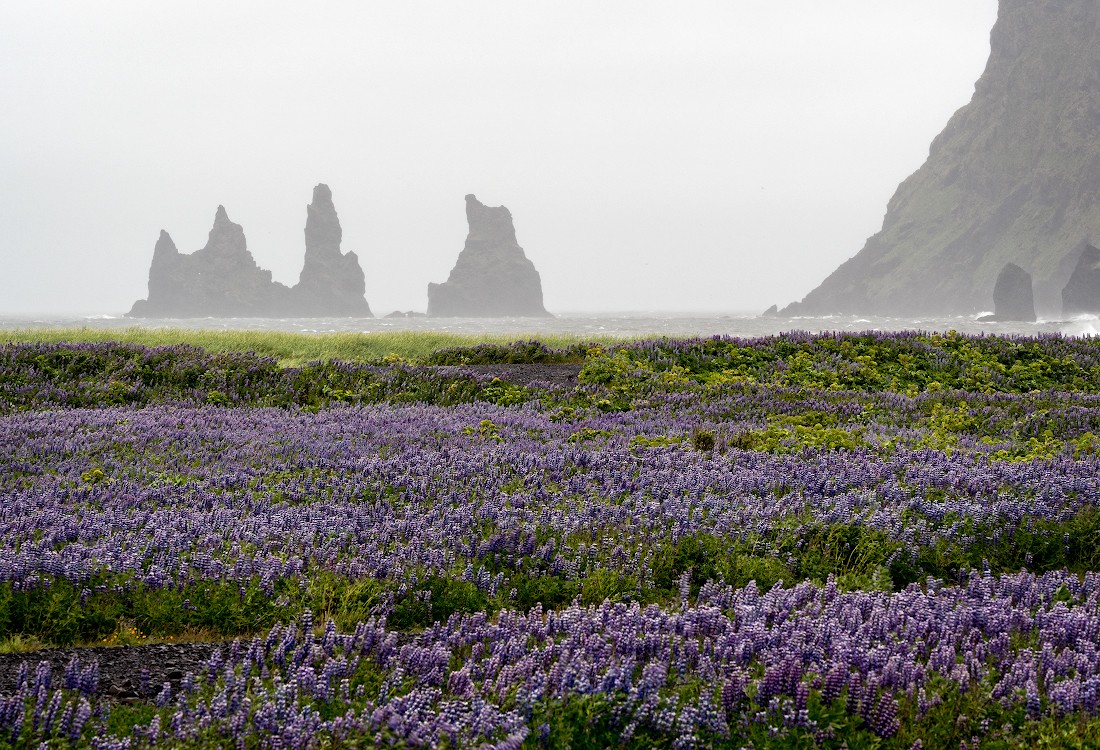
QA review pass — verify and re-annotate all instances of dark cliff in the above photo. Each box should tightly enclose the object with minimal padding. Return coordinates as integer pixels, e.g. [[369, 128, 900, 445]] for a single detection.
[[1062, 242, 1100, 317], [783, 0, 1100, 317], [427, 195, 550, 317]]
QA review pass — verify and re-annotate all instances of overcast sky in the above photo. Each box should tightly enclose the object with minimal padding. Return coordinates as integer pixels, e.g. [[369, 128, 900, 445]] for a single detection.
[[1, 1, 998, 316]]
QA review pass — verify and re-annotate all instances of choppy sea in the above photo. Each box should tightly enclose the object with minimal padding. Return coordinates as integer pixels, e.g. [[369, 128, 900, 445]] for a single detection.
[[3, 311, 1100, 339]]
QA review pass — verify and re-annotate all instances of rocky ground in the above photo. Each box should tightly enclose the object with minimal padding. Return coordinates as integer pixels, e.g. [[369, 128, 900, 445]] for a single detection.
[[0, 642, 224, 702], [439, 363, 583, 389]]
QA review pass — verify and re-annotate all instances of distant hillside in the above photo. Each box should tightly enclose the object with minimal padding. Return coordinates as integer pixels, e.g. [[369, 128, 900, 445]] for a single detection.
[[783, 0, 1100, 317]]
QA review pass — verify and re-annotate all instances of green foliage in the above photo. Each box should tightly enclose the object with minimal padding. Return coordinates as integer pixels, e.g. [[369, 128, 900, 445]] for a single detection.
[[388, 577, 489, 630], [646, 506, 1100, 600], [651, 533, 735, 593], [425, 339, 593, 365], [205, 389, 230, 406], [7, 341, 553, 413], [793, 523, 900, 587], [527, 694, 681, 750], [587, 332, 1100, 397], [0, 571, 379, 646], [986, 430, 1063, 462], [728, 421, 868, 454], [478, 377, 530, 407], [462, 418, 504, 442], [912, 401, 974, 452], [548, 406, 579, 422], [512, 574, 578, 612], [577, 347, 635, 384], [579, 569, 638, 605], [691, 427, 716, 451], [79, 467, 106, 485], [519, 684, 1100, 749], [629, 433, 685, 449], [651, 533, 795, 595], [1073, 432, 1100, 459], [566, 427, 614, 444]]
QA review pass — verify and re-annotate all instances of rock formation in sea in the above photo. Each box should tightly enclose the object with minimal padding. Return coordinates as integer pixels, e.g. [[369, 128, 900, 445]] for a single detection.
[[129, 185, 372, 318], [782, 0, 1100, 317], [977, 263, 1036, 322], [1061, 241, 1100, 317], [129, 206, 290, 317], [291, 184, 371, 316], [427, 195, 550, 317]]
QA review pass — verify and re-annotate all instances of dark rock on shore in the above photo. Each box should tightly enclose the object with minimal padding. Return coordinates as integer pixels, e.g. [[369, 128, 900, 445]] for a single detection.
[[977, 263, 1036, 322], [384, 310, 427, 318], [427, 195, 550, 317], [129, 185, 372, 318], [1062, 241, 1100, 317], [783, 0, 1100, 317]]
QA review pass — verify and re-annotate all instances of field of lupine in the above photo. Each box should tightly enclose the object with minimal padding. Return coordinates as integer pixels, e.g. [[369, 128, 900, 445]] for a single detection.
[[3, 331, 1100, 748]]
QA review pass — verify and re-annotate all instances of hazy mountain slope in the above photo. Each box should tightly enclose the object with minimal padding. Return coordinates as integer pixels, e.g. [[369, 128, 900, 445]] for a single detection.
[[783, 0, 1100, 317]]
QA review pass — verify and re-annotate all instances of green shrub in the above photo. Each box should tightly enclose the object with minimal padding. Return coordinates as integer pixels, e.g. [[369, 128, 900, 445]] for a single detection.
[[388, 577, 489, 630], [691, 427, 716, 451]]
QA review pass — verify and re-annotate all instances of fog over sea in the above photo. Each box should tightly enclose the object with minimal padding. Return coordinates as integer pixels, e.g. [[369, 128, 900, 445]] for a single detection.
[[4, 311, 1100, 340]]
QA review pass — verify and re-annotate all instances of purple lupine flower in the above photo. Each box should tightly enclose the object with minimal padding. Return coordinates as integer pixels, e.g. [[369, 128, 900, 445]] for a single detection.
[[64, 656, 81, 691], [70, 698, 92, 742], [870, 695, 900, 738]]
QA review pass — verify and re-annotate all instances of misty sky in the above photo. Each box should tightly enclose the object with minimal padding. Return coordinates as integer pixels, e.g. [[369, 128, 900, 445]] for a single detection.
[[1, 1, 998, 316]]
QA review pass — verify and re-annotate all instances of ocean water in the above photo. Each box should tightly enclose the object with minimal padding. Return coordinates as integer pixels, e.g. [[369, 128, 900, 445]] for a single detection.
[[3, 311, 1099, 339]]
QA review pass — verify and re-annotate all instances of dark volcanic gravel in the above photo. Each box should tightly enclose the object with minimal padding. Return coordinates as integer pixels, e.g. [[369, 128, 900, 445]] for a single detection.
[[438, 363, 584, 389], [0, 642, 224, 702]]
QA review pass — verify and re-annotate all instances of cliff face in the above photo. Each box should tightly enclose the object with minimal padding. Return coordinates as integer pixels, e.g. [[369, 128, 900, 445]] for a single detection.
[[129, 185, 372, 318], [427, 195, 550, 317], [1062, 242, 1100, 317], [783, 0, 1100, 317]]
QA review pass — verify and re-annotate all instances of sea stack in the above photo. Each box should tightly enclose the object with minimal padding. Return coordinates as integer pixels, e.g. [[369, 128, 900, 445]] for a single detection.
[[291, 184, 372, 316], [129, 206, 290, 317], [977, 263, 1036, 322], [427, 194, 550, 317], [782, 0, 1100, 317], [1062, 242, 1100, 317], [129, 185, 373, 318]]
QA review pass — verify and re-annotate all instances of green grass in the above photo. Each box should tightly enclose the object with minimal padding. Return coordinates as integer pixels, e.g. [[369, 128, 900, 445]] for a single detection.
[[0, 327, 633, 367]]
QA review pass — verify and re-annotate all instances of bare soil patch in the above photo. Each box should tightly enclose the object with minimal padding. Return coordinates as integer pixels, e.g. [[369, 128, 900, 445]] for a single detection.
[[436, 363, 583, 389]]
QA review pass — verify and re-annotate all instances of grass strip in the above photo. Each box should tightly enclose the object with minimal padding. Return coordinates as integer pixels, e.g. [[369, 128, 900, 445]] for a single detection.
[[0, 327, 633, 366]]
